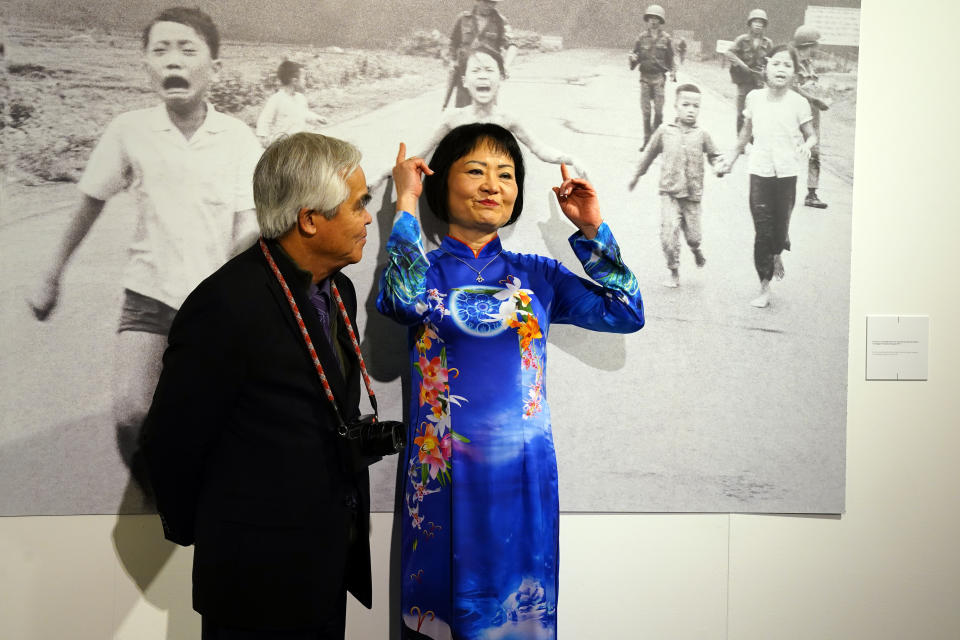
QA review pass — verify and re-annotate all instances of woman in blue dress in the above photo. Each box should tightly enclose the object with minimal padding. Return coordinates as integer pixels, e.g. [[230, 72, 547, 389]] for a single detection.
[[377, 123, 644, 639]]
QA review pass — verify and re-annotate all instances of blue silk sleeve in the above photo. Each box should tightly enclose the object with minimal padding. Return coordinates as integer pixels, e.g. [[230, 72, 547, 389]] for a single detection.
[[548, 222, 644, 332], [376, 211, 432, 325]]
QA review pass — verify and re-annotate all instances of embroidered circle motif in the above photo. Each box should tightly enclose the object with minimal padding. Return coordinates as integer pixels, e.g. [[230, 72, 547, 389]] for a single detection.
[[449, 287, 508, 337]]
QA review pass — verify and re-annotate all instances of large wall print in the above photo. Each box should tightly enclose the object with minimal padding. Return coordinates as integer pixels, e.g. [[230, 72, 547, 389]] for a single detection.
[[1, 0, 861, 515]]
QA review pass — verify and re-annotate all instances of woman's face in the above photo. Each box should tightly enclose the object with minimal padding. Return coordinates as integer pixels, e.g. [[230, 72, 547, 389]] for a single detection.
[[446, 139, 518, 235], [765, 50, 796, 88], [462, 51, 501, 105]]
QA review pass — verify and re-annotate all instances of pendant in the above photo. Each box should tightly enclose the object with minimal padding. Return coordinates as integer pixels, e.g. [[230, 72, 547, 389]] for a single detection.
[[476, 275, 484, 283]]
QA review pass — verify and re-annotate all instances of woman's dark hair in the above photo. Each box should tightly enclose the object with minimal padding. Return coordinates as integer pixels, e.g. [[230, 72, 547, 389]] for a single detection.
[[424, 123, 525, 227], [765, 44, 800, 72]]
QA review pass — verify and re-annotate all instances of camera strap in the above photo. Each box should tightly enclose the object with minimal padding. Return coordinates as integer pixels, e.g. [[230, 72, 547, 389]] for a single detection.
[[259, 238, 380, 436]]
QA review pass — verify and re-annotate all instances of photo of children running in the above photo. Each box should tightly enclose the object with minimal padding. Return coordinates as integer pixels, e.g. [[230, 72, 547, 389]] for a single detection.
[[1, 0, 861, 524], [718, 44, 817, 308], [629, 83, 721, 288]]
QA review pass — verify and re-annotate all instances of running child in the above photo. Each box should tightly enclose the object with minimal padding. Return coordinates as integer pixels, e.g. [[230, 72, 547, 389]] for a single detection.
[[27, 7, 264, 490], [256, 59, 328, 146], [718, 45, 817, 308], [629, 84, 721, 288]]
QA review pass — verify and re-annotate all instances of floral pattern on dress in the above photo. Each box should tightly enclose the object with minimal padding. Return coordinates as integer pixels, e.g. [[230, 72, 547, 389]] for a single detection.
[[489, 275, 545, 419], [407, 289, 469, 551]]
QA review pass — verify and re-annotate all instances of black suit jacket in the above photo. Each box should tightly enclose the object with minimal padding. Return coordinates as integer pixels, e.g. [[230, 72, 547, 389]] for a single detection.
[[141, 240, 372, 630]]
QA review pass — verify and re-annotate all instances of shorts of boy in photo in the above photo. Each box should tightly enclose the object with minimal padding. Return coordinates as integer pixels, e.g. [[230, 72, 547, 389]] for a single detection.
[[660, 196, 702, 271], [749, 174, 796, 282], [118, 289, 178, 336]]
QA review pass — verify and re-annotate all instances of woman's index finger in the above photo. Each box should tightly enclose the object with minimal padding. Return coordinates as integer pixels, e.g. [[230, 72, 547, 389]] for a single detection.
[[559, 162, 570, 182], [396, 142, 407, 165]]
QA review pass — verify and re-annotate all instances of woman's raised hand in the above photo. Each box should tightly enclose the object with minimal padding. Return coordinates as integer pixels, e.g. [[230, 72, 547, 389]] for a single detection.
[[552, 163, 602, 239], [393, 142, 434, 215]]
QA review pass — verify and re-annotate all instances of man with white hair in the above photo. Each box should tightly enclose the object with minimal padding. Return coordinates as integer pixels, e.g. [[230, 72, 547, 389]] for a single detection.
[[142, 132, 375, 639]]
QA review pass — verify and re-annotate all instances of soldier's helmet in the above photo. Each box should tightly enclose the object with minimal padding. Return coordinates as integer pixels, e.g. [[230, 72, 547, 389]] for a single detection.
[[793, 25, 822, 47], [644, 4, 666, 23], [747, 9, 768, 25]]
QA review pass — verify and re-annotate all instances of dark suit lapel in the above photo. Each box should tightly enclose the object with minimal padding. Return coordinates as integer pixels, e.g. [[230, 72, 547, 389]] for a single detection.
[[332, 274, 363, 416], [334, 316, 362, 418], [334, 309, 359, 385]]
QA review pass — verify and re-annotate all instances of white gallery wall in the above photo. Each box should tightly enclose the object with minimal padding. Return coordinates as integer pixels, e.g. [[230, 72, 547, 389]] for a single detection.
[[2, 2, 959, 638]]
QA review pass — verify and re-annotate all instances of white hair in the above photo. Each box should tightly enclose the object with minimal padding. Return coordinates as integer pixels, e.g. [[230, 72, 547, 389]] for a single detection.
[[253, 132, 362, 239]]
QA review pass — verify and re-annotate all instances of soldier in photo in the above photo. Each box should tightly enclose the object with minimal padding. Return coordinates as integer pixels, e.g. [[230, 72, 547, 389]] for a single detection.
[[725, 8, 773, 135], [629, 4, 676, 151], [445, 0, 517, 109], [792, 25, 830, 209]]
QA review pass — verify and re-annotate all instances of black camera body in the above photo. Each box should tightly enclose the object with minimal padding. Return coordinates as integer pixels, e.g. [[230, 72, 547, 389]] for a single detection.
[[344, 414, 406, 457]]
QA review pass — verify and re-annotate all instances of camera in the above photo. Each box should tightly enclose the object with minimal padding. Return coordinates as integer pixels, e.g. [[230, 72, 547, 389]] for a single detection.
[[344, 414, 406, 457]]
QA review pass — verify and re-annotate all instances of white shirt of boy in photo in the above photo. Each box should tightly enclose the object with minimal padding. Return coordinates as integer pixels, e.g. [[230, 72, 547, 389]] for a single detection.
[[256, 91, 315, 145], [78, 103, 263, 310], [743, 89, 813, 178]]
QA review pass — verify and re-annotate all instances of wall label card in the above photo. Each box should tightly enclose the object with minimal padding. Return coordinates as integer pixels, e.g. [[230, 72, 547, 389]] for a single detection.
[[866, 315, 929, 381]]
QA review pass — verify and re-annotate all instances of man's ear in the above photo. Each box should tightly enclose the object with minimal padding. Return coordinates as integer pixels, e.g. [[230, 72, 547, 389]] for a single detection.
[[297, 208, 320, 235]]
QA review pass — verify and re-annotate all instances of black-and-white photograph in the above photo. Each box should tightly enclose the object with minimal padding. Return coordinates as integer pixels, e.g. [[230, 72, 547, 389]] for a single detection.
[[1, 0, 860, 517]]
